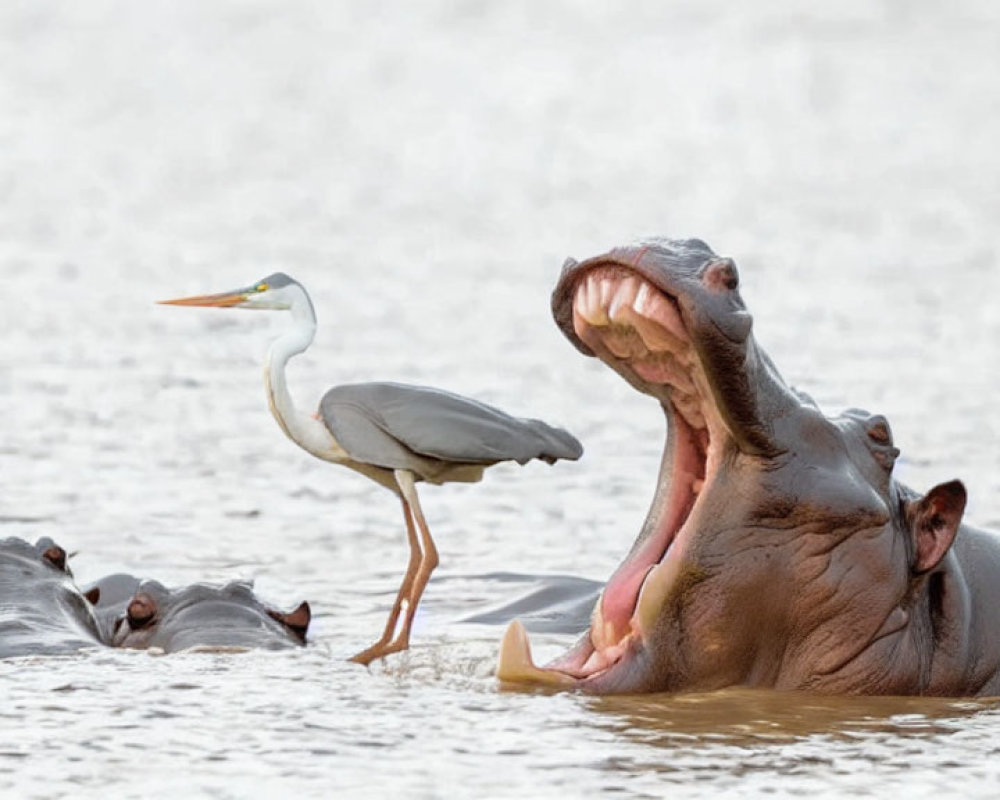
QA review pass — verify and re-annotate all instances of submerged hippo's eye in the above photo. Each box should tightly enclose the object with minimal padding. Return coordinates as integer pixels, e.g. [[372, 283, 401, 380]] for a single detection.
[[256, 282, 269, 292]]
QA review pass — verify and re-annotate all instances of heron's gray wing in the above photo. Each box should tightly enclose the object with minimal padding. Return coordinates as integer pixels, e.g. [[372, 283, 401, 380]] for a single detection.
[[316, 396, 441, 473], [319, 382, 583, 467]]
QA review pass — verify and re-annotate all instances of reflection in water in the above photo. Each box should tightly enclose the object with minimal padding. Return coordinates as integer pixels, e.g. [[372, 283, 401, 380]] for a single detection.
[[589, 689, 1000, 744]]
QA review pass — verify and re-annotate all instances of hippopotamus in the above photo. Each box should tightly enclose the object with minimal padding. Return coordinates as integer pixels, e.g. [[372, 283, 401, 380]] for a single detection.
[[0, 536, 103, 657], [89, 576, 311, 653], [82, 572, 142, 642], [461, 573, 602, 634], [497, 237, 1000, 696]]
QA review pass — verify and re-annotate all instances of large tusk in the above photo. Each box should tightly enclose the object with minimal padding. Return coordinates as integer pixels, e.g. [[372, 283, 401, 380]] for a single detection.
[[496, 620, 575, 687]]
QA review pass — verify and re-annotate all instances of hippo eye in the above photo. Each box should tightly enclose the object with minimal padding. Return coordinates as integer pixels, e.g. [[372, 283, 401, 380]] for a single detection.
[[863, 416, 899, 471], [256, 282, 269, 292]]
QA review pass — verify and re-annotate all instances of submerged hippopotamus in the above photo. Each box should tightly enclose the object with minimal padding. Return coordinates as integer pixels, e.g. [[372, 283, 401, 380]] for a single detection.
[[0, 536, 103, 657], [461, 573, 602, 634], [88, 576, 311, 653], [498, 237, 1000, 696], [1, 539, 311, 657]]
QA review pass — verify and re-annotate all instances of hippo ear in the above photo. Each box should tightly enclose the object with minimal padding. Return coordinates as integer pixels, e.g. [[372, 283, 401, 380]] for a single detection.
[[908, 480, 966, 573], [268, 601, 311, 642], [41, 545, 68, 573]]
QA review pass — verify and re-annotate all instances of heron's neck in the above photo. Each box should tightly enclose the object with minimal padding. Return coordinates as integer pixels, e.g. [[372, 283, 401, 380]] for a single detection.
[[265, 319, 315, 434], [263, 290, 347, 462]]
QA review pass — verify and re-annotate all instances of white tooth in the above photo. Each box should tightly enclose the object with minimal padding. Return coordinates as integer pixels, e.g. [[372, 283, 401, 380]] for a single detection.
[[587, 275, 608, 325], [599, 277, 614, 310], [584, 275, 608, 325], [572, 307, 588, 341], [575, 282, 596, 325], [629, 281, 689, 354], [633, 281, 652, 314], [609, 277, 639, 322], [496, 620, 574, 687], [634, 283, 689, 342]]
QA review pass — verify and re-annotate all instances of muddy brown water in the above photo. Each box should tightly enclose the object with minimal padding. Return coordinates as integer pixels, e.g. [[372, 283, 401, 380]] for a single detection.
[[2, 1, 1000, 797]]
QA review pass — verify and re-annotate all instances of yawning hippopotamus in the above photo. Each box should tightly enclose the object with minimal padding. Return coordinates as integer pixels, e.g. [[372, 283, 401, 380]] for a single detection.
[[0, 536, 103, 657], [498, 237, 1000, 696], [93, 577, 311, 653]]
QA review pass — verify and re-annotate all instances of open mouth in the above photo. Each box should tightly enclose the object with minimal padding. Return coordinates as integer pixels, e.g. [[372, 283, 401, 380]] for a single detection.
[[498, 266, 727, 689]]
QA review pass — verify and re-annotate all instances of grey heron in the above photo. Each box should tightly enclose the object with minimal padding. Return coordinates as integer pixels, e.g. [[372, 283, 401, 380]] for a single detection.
[[159, 273, 583, 664]]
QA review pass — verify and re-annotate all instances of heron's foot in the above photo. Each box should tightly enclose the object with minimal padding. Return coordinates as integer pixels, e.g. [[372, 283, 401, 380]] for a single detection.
[[348, 636, 410, 666]]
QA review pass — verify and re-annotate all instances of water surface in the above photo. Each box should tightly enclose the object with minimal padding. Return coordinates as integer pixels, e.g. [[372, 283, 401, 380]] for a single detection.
[[2, 1, 999, 797]]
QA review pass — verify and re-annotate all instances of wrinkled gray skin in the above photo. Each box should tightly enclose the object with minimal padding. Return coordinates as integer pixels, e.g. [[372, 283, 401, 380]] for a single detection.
[[544, 238, 1000, 695], [100, 577, 311, 653], [0, 536, 103, 657]]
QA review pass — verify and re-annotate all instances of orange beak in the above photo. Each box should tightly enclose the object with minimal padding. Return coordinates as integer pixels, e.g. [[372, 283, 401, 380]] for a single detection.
[[157, 289, 249, 308]]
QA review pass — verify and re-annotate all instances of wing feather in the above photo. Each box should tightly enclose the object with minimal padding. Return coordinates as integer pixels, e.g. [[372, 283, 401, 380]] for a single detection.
[[319, 382, 582, 469]]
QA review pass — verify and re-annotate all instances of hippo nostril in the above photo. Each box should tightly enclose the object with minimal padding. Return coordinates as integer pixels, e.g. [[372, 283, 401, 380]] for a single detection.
[[701, 258, 739, 292], [126, 593, 157, 629], [867, 416, 893, 446], [41, 546, 67, 572]]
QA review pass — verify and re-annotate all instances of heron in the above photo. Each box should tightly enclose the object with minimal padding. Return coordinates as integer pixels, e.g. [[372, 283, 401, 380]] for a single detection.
[[159, 273, 583, 664]]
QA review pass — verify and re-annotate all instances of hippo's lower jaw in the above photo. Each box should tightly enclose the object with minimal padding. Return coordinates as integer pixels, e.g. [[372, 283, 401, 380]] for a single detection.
[[498, 266, 727, 692]]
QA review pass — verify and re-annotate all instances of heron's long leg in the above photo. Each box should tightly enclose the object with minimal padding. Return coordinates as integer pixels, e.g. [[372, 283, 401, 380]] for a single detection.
[[386, 469, 439, 652], [349, 494, 423, 666]]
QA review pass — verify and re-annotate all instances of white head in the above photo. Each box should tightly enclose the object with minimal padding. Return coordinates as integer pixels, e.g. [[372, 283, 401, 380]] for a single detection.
[[159, 272, 316, 323]]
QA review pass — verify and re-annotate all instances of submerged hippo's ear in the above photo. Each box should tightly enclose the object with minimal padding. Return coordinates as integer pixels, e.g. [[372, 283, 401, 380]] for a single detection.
[[84, 587, 101, 605], [42, 545, 68, 573], [268, 601, 311, 642], [908, 480, 966, 573]]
